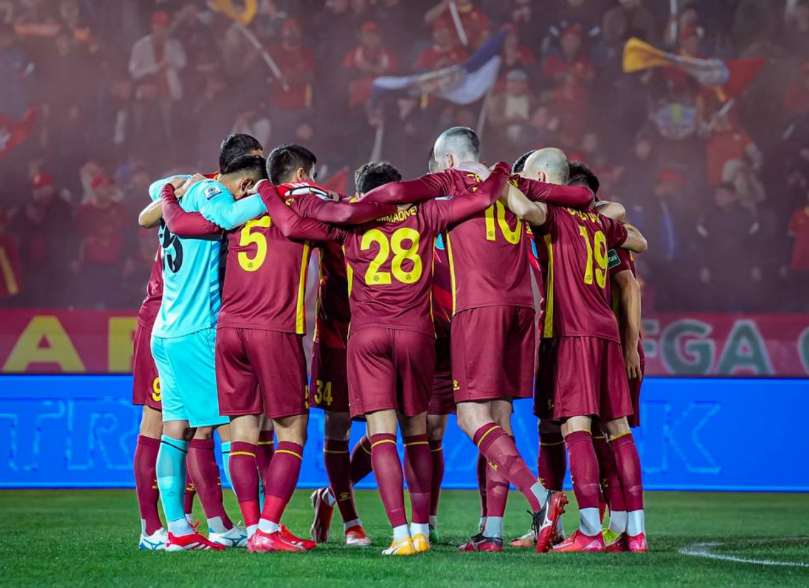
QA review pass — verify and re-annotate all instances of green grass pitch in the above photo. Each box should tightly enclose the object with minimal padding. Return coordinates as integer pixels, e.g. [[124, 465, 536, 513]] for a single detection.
[[1, 489, 808, 588]]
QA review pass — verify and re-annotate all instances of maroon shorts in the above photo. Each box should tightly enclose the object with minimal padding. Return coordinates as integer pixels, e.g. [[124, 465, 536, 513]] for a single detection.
[[451, 306, 535, 404], [310, 341, 349, 413], [628, 362, 646, 428], [428, 336, 455, 416], [216, 328, 308, 420], [347, 327, 435, 419], [535, 337, 633, 423], [132, 322, 161, 410]]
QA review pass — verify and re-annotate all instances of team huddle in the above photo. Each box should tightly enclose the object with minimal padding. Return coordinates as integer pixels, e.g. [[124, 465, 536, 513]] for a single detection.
[[131, 126, 649, 556]]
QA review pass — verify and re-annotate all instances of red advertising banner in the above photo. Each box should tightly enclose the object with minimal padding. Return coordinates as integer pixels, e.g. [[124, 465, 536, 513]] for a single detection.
[[0, 310, 808, 377]]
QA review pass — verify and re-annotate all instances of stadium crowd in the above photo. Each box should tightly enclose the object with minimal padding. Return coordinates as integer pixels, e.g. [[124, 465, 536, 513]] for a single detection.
[[0, 0, 807, 311]]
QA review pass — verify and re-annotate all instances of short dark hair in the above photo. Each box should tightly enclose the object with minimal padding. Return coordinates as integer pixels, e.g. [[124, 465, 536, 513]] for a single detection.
[[218, 134, 263, 173], [441, 127, 480, 158], [428, 148, 437, 173], [356, 161, 402, 195], [221, 154, 268, 181], [267, 144, 317, 185], [512, 151, 534, 174], [567, 160, 599, 196]]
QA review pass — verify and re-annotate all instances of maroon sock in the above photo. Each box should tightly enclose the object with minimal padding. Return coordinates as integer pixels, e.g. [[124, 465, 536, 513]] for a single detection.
[[485, 457, 510, 518], [184, 464, 196, 517], [256, 430, 274, 494], [610, 432, 644, 511], [261, 441, 304, 524], [228, 441, 260, 529], [403, 434, 432, 525], [370, 433, 407, 528], [428, 440, 444, 517], [350, 435, 374, 485], [565, 431, 600, 510], [474, 423, 541, 512], [476, 451, 488, 517], [593, 432, 626, 512], [187, 438, 233, 529], [537, 431, 567, 491], [324, 439, 359, 523], [134, 435, 163, 535]]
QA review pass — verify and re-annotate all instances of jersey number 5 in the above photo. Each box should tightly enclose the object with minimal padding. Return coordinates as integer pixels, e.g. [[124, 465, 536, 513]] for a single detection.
[[578, 227, 608, 288], [361, 227, 422, 285], [484, 201, 522, 244], [238, 217, 271, 272]]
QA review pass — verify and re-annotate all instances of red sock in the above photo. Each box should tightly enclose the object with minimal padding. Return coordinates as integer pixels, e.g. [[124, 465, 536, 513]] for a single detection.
[[428, 440, 444, 517], [474, 423, 541, 512], [261, 441, 304, 524], [403, 434, 432, 525], [228, 441, 260, 529], [256, 430, 274, 494], [324, 439, 359, 523], [188, 439, 233, 529], [485, 457, 510, 518], [610, 432, 644, 511], [370, 433, 407, 528], [350, 435, 373, 485], [134, 435, 163, 534], [476, 451, 488, 517], [184, 464, 196, 517], [537, 431, 566, 491], [593, 432, 625, 512], [565, 431, 600, 510]]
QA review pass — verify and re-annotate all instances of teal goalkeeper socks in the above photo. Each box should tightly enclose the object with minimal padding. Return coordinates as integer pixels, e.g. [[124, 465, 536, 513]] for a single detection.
[[156, 435, 190, 527], [221, 441, 233, 489]]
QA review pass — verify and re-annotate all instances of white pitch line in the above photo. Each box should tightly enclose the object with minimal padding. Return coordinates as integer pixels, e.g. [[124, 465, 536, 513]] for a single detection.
[[679, 541, 809, 568]]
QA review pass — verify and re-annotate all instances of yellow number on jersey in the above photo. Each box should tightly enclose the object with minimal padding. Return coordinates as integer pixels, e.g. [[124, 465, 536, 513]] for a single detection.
[[578, 226, 608, 288], [484, 201, 522, 244], [361, 228, 422, 286], [238, 217, 271, 272], [315, 380, 334, 406]]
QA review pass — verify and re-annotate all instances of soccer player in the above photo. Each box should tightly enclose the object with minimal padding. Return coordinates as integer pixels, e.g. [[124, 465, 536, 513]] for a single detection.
[[255, 145, 390, 547], [132, 134, 264, 550], [500, 148, 649, 553], [359, 128, 592, 553], [149, 155, 268, 551], [262, 159, 512, 555]]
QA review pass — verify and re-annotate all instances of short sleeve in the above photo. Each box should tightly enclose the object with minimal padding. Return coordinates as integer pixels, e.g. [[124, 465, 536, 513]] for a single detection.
[[419, 199, 456, 233], [603, 216, 628, 249], [608, 247, 634, 277]]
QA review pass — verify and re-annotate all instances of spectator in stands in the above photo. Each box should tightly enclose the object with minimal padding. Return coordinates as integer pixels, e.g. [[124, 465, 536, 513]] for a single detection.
[[0, 212, 21, 305], [706, 111, 762, 188], [268, 19, 315, 118], [128, 11, 187, 151], [0, 22, 32, 121], [17, 173, 75, 307], [542, 23, 593, 84], [602, 0, 656, 69], [488, 69, 537, 152], [500, 24, 536, 82], [73, 176, 130, 309], [342, 21, 398, 108], [415, 19, 468, 71], [787, 190, 809, 293], [424, 0, 490, 49], [786, 0, 809, 61], [697, 182, 762, 310]]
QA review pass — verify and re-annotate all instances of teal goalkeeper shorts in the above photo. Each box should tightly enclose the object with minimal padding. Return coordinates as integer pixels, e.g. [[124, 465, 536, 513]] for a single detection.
[[150, 328, 228, 427]]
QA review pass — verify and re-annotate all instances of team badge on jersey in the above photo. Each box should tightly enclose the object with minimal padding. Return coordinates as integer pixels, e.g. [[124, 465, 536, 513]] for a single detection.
[[607, 249, 620, 269], [204, 183, 223, 200]]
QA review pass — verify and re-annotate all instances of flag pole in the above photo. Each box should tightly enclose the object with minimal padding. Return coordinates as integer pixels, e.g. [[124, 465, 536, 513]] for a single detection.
[[233, 22, 290, 91], [475, 61, 500, 142], [448, 1, 469, 47], [369, 123, 385, 162]]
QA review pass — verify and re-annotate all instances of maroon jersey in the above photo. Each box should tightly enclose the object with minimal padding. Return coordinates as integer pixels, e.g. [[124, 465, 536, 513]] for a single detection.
[[609, 247, 645, 362], [285, 183, 351, 350], [535, 206, 628, 342], [432, 235, 453, 339], [414, 169, 534, 314], [217, 188, 314, 335], [136, 248, 163, 329]]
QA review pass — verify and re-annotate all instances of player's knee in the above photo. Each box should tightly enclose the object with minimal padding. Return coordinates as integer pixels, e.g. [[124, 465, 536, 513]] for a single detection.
[[427, 416, 448, 440], [139, 407, 163, 438], [538, 419, 560, 435], [603, 417, 630, 439], [324, 411, 351, 441]]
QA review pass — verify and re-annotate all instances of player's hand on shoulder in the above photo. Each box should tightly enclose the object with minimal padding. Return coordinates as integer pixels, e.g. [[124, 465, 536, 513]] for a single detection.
[[248, 179, 270, 195], [595, 201, 626, 222], [176, 173, 205, 198]]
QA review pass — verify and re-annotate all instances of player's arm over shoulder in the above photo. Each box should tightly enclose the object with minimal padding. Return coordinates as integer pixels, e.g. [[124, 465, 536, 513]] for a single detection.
[[500, 182, 549, 227], [612, 218, 647, 254], [359, 170, 454, 205]]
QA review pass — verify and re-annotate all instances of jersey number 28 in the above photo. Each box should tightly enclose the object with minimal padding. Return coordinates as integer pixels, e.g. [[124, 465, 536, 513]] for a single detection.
[[361, 227, 422, 285]]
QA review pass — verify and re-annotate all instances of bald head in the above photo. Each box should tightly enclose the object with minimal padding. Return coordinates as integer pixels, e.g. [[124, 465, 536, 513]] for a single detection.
[[523, 148, 569, 185], [433, 126, 480, 172]]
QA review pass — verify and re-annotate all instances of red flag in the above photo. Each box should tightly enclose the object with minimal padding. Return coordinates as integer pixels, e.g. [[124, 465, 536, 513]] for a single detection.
[[320, 167, 349, 195], [0, 107, 38, 161], [722, 58, 766, 100]]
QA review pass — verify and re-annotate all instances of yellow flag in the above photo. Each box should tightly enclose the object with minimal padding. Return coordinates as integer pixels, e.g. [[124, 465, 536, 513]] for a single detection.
[[207, 0, 257, 26], [622, 37, 674, 73]]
